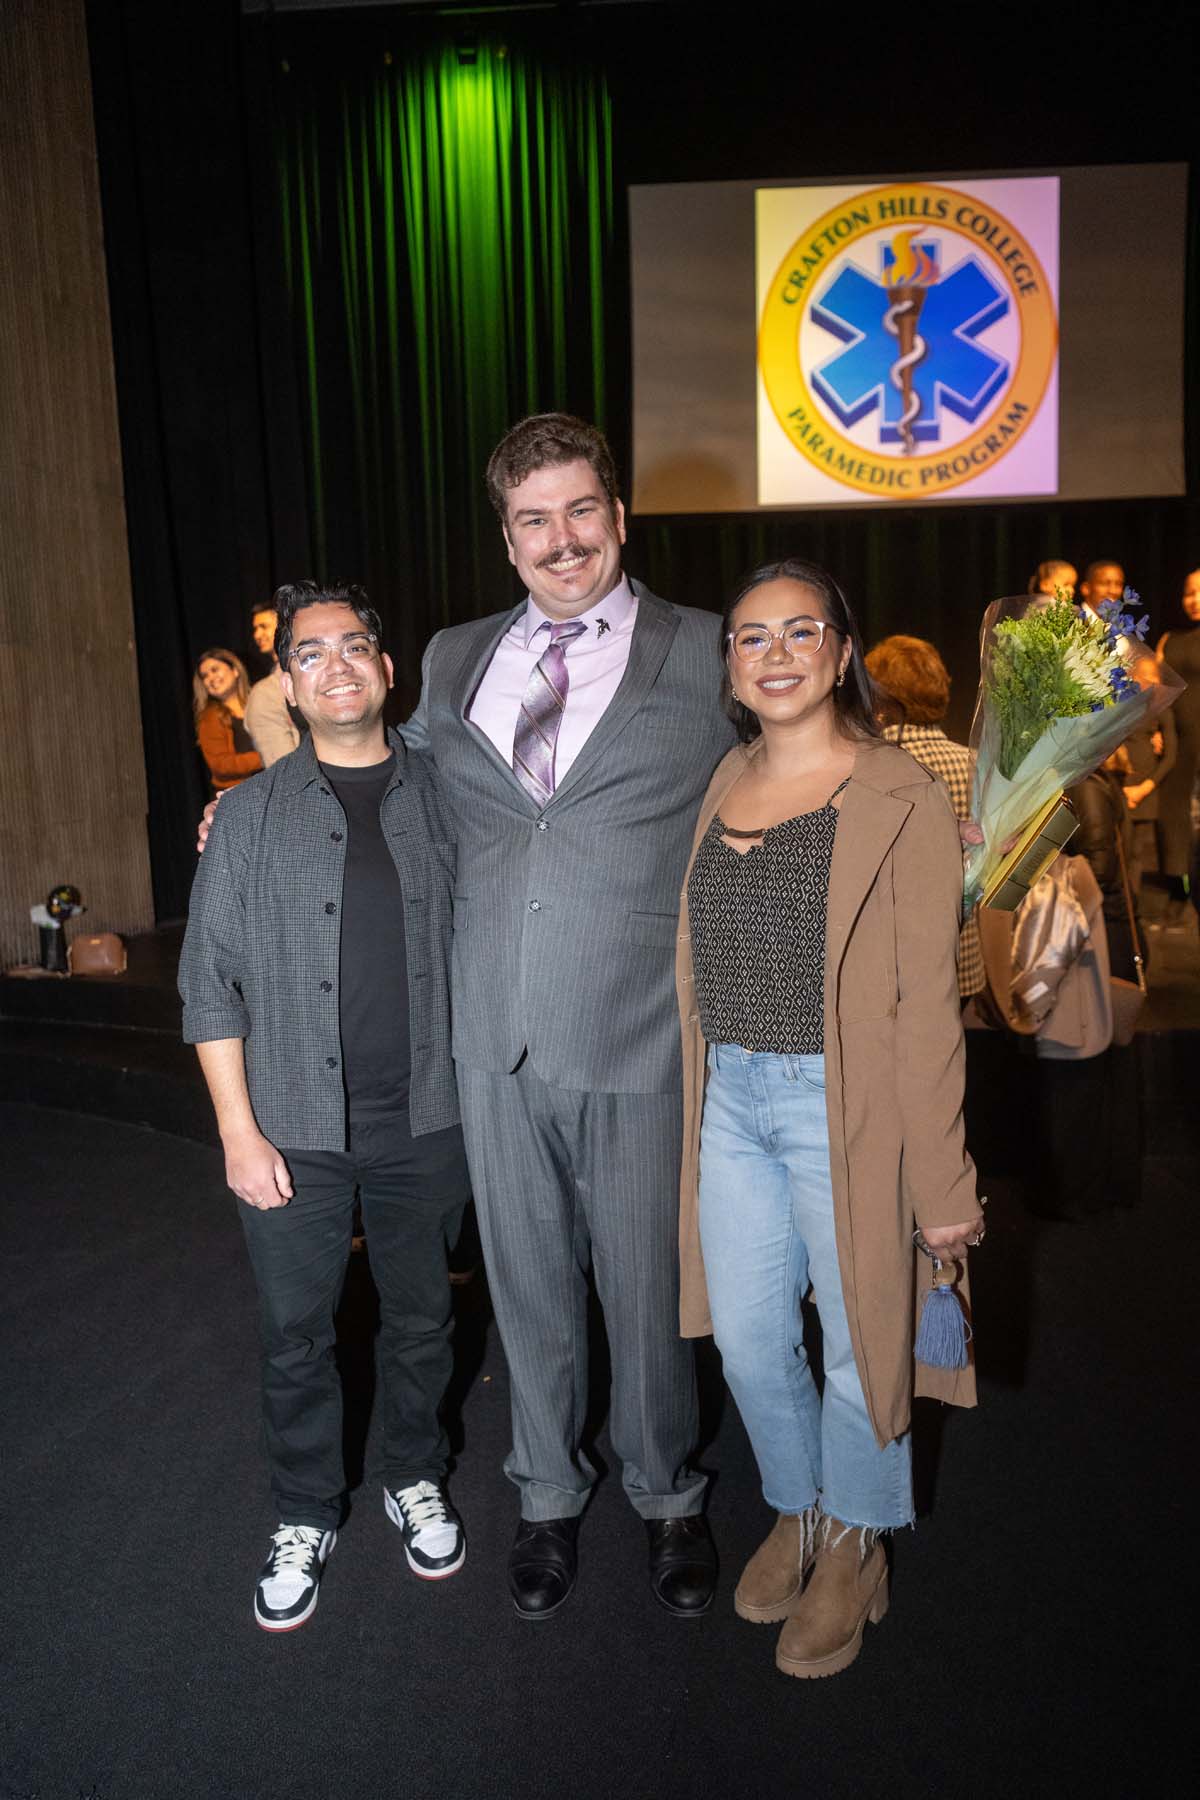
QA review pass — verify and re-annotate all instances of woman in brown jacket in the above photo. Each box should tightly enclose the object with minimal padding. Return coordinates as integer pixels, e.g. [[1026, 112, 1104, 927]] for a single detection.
[[676, 559, 982, 1679], [193, 649, 263, 793]]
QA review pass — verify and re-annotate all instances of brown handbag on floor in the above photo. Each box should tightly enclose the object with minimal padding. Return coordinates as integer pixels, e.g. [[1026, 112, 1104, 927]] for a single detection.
[[68, 933, 127, 975], [1109, 828, 1147, 1047]]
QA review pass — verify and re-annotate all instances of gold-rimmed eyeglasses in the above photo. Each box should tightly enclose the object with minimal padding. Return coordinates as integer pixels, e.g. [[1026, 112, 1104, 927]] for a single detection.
[[726, 618, 844, 663]]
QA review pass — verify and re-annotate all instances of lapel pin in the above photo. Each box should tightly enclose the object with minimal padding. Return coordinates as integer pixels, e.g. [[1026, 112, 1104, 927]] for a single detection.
[[596, 617, 610, 636]]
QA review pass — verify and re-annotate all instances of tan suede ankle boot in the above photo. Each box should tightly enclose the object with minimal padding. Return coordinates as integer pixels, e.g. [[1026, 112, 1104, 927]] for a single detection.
[[775, 1518, 889, 1677], [734, 1508, 818, 1624]]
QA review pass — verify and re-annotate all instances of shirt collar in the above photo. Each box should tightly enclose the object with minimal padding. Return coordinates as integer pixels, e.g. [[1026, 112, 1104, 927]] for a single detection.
[[883, 722, 948, 744], [520, 575, 635, 649], [278, 725, 404, 797]]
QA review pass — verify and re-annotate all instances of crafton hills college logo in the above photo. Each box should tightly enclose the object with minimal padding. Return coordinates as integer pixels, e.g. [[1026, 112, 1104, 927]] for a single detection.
[[758, 182, 1058, 499]]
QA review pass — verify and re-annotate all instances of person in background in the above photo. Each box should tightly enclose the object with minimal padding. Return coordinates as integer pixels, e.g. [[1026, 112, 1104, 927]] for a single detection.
[[1070, 756, 1143, 984], [864, 634, 984, 1005], [194, 649, 262, 793], [250, 604, 277, 663], [1027, 559, 1077, 602], [1038, 753, 1145, 1215], [677, 560, 980, 1681], [1154, 569, 1200, 928], [245, 601, 302, 767], [1077, 560, 1126, 621], [1120, 651, 1177, 908]]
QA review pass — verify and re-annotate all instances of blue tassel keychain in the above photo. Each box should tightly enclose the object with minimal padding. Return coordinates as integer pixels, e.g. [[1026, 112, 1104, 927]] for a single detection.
[[913, 1230, 973, 1370]]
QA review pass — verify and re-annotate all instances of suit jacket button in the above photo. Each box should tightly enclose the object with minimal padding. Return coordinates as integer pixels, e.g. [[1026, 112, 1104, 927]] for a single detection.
[[326, 1055, 338, 1067], [320, 980, 332, 993], [325, 902, 336, 914], [528, 899, 541, 912]]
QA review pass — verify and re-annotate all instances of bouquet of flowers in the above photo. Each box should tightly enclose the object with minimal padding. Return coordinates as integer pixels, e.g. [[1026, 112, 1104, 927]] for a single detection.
[[963, 590, 1181, 912]]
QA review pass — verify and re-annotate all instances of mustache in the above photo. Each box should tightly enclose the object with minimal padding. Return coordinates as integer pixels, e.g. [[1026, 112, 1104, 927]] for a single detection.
[[536, 542, 597, 571]]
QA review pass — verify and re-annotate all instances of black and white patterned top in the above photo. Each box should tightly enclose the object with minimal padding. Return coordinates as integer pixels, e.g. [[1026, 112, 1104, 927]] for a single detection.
[[688, 780, 849, 1055]]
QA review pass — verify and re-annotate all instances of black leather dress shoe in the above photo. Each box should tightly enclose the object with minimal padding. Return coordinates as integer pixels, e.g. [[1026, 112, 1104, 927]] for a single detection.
[[508, 1516, 580, 1619], [646, 1515, 717, 1616]]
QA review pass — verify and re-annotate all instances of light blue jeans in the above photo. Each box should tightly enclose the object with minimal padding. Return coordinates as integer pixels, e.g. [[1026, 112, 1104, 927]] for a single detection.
[[698, 1044, 913, 1530]]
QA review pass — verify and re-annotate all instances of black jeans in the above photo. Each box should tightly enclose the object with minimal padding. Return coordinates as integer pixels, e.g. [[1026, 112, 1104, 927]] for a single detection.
[[239, 1110, 470, 1530]]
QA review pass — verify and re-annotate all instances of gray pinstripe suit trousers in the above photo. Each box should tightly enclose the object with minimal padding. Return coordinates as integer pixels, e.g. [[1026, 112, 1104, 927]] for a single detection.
[[403, 584, 737, 1519], [457, 1060, 700, 1518]]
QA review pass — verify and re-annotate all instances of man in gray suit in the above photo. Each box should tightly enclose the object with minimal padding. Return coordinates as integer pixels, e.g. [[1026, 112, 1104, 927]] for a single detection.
[[402, 414, 736, 1618]]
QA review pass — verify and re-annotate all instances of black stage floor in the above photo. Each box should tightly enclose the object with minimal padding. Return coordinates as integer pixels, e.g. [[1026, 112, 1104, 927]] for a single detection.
[[2, 1090, 1194, 1800], [2, 914, 1199, 1147], [3, 920, 1197, 1795]]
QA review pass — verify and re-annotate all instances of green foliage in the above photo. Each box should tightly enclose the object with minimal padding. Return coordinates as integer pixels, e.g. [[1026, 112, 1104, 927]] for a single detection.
[[988, 601, 1113, 779]]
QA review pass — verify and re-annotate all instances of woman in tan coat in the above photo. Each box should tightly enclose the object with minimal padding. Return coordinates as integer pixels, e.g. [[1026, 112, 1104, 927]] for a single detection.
[[676, 558, 982, 1679]]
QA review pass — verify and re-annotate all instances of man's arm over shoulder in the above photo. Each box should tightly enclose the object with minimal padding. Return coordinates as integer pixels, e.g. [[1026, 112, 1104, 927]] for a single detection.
[[397, 631, 444, 753]]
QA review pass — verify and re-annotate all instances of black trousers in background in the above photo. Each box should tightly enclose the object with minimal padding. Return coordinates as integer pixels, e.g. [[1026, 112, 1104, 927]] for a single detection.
[[239, 1109, 471, 1531], [1030, 1045, 1143, 1217]]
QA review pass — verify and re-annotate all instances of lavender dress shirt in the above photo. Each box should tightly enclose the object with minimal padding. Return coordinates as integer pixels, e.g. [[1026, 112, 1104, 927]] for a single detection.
[[466, 576, 637, 781]]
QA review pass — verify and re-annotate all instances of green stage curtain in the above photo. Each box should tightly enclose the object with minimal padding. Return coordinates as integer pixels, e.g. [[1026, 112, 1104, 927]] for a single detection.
[[274, 37, 612, 695]]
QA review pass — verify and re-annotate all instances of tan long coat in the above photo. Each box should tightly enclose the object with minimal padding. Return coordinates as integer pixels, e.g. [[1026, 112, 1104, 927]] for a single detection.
[[676, 738, 978, 1447]]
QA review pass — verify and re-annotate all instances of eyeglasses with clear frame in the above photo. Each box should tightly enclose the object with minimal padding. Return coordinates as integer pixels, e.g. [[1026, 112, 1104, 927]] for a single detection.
[[725, 618, 845, 663], [287, 632, 379, 674]]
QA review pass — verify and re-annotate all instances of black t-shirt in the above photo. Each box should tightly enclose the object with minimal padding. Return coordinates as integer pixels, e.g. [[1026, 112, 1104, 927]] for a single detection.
[[320, 756, 410, 1116]]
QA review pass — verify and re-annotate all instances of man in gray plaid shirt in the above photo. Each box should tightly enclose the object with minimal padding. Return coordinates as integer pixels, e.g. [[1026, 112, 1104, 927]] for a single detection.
[[180, 582, 471, 1632]]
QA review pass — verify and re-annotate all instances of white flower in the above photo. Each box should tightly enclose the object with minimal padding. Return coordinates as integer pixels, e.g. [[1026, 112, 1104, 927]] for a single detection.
[[1062, 637, 1113, 703]]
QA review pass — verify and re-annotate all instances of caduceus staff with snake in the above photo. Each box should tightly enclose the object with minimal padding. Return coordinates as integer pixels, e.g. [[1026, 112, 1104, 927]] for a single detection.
[[883, 231, 940, 453]]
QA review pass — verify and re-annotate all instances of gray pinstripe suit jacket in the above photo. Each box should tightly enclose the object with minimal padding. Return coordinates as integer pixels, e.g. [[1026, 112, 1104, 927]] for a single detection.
[[402, 581, 737, 1093]]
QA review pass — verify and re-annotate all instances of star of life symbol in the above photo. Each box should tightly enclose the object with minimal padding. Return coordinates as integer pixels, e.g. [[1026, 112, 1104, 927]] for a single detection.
[[810, 240, 1010, 451]]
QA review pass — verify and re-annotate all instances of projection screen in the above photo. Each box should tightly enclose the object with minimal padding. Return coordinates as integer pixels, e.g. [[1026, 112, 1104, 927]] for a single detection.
[[630, 165, 1186, 513]]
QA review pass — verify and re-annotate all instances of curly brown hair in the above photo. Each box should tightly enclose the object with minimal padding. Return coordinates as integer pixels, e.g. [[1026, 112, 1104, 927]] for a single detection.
[[864, 635, 951, 725], [485, 413, 618, 522]]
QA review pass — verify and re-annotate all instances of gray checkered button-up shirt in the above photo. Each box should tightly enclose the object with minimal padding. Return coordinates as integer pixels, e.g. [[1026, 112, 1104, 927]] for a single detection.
[[179, 729, 460, 1148]]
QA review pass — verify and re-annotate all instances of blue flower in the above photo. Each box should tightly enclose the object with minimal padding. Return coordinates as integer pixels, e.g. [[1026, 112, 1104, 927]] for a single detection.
[[1097, 593, 1150, 648]]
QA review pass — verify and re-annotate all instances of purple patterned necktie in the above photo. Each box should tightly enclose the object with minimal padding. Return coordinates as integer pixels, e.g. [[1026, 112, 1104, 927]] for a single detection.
[[512, 619, 587, 805]]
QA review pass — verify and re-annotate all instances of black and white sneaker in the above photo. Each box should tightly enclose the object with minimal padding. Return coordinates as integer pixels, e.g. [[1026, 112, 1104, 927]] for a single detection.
[[254, 1524, 336, 1632], [384, 1480, 466, 1579]]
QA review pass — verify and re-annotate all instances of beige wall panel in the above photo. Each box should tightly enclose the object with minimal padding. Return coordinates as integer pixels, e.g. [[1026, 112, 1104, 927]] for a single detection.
[[0, 0, 153, 968]]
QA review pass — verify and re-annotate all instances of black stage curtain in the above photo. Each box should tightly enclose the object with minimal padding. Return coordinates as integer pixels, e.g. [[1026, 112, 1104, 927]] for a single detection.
[[87, 1, 1198, 919]]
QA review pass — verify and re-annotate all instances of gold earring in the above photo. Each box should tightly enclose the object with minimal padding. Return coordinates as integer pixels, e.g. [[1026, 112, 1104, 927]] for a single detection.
[[836, 670, 846, 688]]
